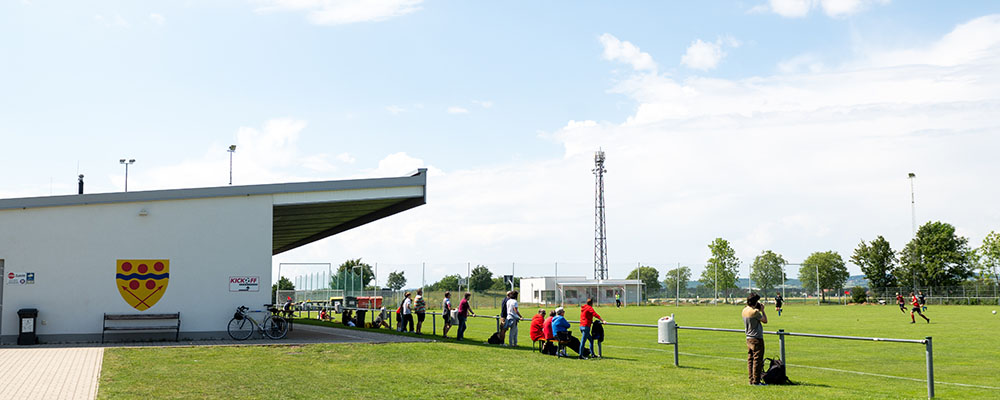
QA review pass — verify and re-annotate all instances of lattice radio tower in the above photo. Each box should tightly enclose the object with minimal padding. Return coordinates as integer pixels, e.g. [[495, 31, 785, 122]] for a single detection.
[[593, 149, 608, 280]]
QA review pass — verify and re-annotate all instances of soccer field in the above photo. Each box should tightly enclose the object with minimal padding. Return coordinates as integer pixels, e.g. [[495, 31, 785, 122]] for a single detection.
[[99, 304, 1000, 399]]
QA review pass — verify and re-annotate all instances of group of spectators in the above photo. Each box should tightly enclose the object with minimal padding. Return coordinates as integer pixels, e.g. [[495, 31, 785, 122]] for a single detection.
[[527, 297, 606, 359]]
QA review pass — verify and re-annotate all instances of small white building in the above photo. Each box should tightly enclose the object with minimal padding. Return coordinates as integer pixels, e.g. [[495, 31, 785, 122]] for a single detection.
[[520, 276, 644, 306], [0, 170, 426, 343]]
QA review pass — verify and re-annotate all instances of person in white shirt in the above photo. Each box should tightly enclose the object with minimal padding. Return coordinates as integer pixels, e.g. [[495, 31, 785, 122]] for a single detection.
[[504, 290, 523, 347], [401, 292, 414, 333]]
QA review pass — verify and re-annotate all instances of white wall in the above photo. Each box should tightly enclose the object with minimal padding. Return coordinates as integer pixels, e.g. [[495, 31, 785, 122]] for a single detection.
[[0, 195, 272, 341]]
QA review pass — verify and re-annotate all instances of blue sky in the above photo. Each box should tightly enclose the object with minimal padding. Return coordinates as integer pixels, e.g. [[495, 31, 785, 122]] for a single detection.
[[3, 1, 1000, 287]]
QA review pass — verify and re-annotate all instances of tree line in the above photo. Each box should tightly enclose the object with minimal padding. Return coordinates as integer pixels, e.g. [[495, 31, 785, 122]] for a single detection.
[[627, 221, 1000, 300], [271, 221, 1000, 300]]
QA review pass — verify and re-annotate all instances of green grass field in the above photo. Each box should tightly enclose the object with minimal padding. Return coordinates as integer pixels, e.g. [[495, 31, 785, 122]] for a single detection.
[[98, 304, 1000, 399]]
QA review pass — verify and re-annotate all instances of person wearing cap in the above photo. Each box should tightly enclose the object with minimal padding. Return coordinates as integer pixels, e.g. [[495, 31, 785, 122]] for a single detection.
[[579, 297, 605, 359], [283, 296, 295, 318], [551, 307, 571, 356]]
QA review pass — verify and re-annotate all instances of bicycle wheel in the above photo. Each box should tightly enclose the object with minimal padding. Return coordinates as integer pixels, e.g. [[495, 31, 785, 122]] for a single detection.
[[262, 316, 289, 340], [228, 317, 253, 340]]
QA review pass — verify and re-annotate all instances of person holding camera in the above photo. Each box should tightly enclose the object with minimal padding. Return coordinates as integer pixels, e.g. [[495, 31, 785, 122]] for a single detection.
[[742, 292, 768, 386]]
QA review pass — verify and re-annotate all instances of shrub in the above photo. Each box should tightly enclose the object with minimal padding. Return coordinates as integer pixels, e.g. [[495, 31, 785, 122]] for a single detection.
[[850, 286, 867, 304]]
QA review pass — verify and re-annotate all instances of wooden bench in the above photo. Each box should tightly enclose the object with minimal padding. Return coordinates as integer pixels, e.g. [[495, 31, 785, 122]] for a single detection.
[[103, 313, 180, 343]]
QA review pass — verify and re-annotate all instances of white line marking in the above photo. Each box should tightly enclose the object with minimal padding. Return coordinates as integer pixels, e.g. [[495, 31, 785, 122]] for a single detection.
[[605, 345, 1000, 391]]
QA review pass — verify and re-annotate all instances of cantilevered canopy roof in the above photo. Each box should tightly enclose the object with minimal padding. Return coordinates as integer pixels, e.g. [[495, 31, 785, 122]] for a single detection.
[[0, 169, 427, 255]]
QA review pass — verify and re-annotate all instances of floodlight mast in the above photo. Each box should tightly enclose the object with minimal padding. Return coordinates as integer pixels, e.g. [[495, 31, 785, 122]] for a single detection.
[[593, 149, 608, 280]]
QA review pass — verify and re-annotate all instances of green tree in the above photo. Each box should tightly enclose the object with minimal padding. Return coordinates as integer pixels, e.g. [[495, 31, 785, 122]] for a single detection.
[[850, 236, 898, 290], [271, 276, 294, 302], [663, 266, 691, 297], [699, 238, 740, 296], [490, 276, 521, 291], [386, 270, 407, 291], [750, 250, 786, 300], [431, 274, 461, 292], [975, 231, 1000, 287], [799, 251, 849, 301], [897, 221, 974, 288], [469, 265, 494, 292], [329, 258, 375, 290], [627, 265, 662, 294]]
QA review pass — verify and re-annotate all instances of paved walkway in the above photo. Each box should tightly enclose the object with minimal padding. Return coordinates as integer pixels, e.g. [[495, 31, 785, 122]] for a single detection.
[[0, 324, 429, 399], [0, 347, 103, 400]]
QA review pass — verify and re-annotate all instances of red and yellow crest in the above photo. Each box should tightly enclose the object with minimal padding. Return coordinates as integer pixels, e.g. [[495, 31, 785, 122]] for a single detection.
[[116, 259, 169, 311]]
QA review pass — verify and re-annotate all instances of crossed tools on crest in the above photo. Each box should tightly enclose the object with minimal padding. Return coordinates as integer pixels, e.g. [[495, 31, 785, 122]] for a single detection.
[[121, 285, 163, 309]]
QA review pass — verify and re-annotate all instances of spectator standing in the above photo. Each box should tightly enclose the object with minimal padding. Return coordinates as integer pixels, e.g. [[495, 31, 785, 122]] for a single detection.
[[504, 291, 523, 347], [615, 292, 621, 308], [551, 307, 571, 357], [456, 292, 475, 341], [742, 292, 768, 386], [498, 291, 511, 344], [579, 297, 605, 359], [402, 292, 414, 333], [442, 291, 453, 338], [414, 289, 427, 334]]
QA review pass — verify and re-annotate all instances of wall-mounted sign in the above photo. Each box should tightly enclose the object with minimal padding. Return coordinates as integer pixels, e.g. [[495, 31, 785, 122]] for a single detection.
[[230, 276, 260, 292], [116, 259, 170, 311], [6, 272, 34, 285]]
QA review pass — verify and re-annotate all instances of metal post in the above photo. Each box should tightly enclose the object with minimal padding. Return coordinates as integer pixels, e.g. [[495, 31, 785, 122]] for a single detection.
[[817, 264, 821, 305], [673, 318, 679, 367], [926, 336, 934, 398], [778, 329, 786, 365], [676, 263, 680, 307]]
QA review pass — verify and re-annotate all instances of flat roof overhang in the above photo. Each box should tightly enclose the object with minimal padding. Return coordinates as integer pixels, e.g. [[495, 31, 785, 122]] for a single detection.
[[0, 169, 428, 255]]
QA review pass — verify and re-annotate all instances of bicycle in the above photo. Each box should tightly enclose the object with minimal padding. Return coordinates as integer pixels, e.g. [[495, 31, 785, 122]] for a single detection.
[[228, 304, 289, 340]]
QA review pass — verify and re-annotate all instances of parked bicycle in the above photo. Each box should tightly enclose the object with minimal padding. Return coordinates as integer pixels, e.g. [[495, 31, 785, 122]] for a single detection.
[[228, 304, 289, 340]]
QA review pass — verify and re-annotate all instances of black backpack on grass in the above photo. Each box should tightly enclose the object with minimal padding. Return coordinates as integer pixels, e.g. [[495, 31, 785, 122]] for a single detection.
[[762, 357, 794, 385]]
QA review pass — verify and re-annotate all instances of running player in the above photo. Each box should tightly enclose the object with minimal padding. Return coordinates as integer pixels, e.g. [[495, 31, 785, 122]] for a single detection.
[[918, 291, 927, 312], [774, 293, 784, 316], [909, 292, 929, 324], [896, 292, 906, 313]]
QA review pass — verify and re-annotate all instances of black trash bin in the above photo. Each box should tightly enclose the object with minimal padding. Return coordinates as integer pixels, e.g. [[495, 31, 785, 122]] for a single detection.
[[17, 308, 38, 345]]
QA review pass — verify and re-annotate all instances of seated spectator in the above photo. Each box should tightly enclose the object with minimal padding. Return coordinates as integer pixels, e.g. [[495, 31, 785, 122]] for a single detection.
[[341, 310, 356, 327], [551, 307, 571, 356], [529, 309, 546, 344], [542, 310, 555, 341], [367, 307, 390, 329]]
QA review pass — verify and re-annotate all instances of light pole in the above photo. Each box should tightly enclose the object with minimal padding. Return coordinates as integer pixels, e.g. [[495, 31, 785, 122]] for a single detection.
[[228, 145, 237, 185], [909, 172, 917, 291], [119, 158, 135, 192]]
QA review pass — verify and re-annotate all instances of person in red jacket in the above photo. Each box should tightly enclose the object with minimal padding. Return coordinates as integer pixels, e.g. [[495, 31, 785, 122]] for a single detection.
[[529, 309, 546, 348], [909, 292, 930, 324], [579, 297, 606, 359], [542, 310, 555, 341]]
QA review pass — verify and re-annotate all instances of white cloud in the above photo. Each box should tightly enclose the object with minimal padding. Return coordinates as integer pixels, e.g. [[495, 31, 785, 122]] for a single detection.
[[254, 0, 423, 25], [681, 39, 725, 70], [756, 0, 889, 18], [599, 33, 658, 72], [149, 13, 166, 26], [472, 100, 493, 109], [386, 105, 406, 114], [446, 106, 469, 114], [336, 153, 356, 164], [291, 14, 1000, 283]]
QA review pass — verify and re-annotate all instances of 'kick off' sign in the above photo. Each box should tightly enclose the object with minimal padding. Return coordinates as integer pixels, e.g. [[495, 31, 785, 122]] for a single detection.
[[229, 276, 260, 292]]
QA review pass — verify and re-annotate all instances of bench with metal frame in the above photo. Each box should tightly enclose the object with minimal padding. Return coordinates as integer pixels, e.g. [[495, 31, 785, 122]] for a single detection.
[[102, 313, 180, 343]]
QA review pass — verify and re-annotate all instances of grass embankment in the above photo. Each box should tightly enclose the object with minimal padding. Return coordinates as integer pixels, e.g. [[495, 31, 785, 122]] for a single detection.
[[99, 304, 1000, 399]]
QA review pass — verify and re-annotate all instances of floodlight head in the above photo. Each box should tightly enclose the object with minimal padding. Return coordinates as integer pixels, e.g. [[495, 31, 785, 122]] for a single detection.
[[908, 173, 916, 178], [119, 159, 126, 164], [129, 159, 135, 163], [229, 145, 237, 151]]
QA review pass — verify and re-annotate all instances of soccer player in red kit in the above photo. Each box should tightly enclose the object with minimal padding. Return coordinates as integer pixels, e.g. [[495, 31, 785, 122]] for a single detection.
[[909, 292, 929, 323]]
